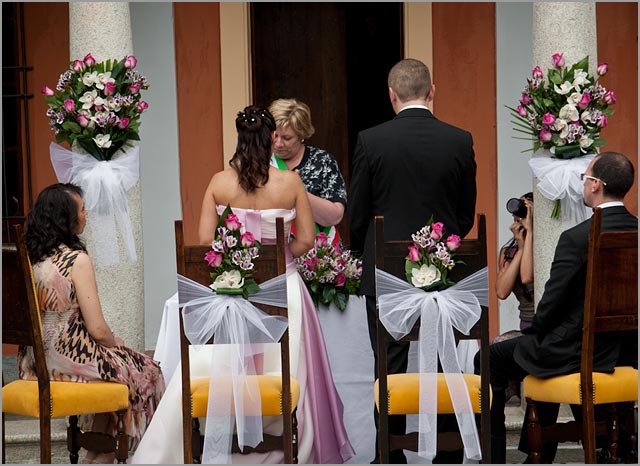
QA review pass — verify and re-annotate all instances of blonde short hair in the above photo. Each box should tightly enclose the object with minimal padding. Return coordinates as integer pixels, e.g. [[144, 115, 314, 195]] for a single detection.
[[388, 58, 432, 102], [268, 98, 315, 140]]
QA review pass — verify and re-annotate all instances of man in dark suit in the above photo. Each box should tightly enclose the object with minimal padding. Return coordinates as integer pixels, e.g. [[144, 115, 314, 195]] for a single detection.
[[348, 58, 477, 463], [486, 151, 638, 463]]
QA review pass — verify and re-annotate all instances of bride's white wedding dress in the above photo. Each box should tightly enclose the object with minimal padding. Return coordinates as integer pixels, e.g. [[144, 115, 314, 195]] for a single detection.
[[132, 207, 354, 464]]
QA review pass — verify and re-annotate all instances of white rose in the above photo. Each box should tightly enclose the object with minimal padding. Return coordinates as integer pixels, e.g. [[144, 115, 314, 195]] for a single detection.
[[410, 264, 441, 288], [559, 104, 579, 122], [93, 133, 112, 148], [211, 270, 244, 290], [554, 81, 574, 95]]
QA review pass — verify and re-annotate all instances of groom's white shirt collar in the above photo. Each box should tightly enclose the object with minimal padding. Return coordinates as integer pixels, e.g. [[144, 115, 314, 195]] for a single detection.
[[596, 201, 624, 209], [399, 104, 430, 112]]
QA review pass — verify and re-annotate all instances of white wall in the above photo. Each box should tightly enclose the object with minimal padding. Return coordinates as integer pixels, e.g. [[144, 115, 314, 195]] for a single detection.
[[496, 3, 534, 333], [130, 3, 182, 349]]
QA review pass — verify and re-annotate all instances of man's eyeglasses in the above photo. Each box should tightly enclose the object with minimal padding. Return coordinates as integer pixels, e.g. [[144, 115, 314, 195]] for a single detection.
[[580, 173, 607, 186]]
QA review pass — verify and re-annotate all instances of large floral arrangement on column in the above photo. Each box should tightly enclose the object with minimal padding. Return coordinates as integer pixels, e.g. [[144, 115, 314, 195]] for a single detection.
[[509, 53, 615, 160], [42, 53, 149, 161]]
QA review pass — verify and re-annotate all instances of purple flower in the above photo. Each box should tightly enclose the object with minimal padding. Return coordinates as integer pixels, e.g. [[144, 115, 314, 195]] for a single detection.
[[129, 82, 141, 94], [335, 273, 346, 287], [519, 93, 532, 105], [430, 222, 444, 240], [541, 113, 556, 125], [517, 105, 527, 117], [77, 113, 90, 127], [445, 234, 461, 251], [137, 101, 149, 112], [224, 214, 242, 231], [316, 232, 329, 247], [83, 53, 96, 67], [532, 66, 543, 79], [117, 117, 130, 129], [552, 52, 564, 68], [596, 63, 608, 76], [240, 231, 255, 247], [104, 81, 116, 96], [577, 92, 591, 110], [124, 55, 138, 69], [597, 114, 608, 128], [72, 60, 85, 72], [204, 250, 223, 267], [603, 90, 616, 105], [539, 128, 553, 143], [407, 245, 422, 262], [63, 99, 75, 113], [41, 86, 54, 96]]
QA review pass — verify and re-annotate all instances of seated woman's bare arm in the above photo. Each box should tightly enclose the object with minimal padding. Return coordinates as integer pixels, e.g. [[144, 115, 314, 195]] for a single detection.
[[307, 193, 345, 226], [198, 177, 221, 245], [71, 253, 117, 347], [289, 175, 315, 257]]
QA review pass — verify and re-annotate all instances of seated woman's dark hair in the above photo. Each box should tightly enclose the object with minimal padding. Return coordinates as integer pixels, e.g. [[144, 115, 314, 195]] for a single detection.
[[230, 105, 276, 192], [26, 183, 86, 263]]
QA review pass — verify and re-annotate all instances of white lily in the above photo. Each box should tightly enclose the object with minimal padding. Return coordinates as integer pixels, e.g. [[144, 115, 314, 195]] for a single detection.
[[573, 69, 590, 88], [95, 72, 115, 90], [82, 71, 98, 87], [93, 133, 112, 149], [79, 90, 98, 110], [559, 103, 579, 122], [554, 81, 574, 95]]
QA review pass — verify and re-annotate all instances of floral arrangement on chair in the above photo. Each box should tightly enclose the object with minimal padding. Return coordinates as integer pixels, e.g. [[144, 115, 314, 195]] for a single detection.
[[42, 53, 149, 161], [295, 233, 362, 311], [204, 205, 261, 298], [405, 219, 462, 291], [508, 53, 615, 160]]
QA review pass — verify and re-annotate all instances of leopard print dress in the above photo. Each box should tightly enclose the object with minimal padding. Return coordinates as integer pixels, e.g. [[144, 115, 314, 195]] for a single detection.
[[17, 246, 165, 450]]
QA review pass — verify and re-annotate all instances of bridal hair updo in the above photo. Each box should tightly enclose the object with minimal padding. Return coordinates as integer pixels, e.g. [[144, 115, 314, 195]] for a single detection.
[[26, 183, 87, 263], [230, 105, 276, 193]]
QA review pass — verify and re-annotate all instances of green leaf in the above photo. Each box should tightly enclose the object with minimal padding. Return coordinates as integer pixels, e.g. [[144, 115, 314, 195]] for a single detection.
[[61, 121, 81, 133], [244, 280, 261, 296], [111, 59, 126, 80], [593, 139, 607, 148], [126, 131, 140, 141], [405, 261, 419, 284], [55, 132, 66, 143], [44, 95, 60, 106], [548, 69, 562, 85], [322, 286, 336, 303], [309, 282, 319, 294], [573, 56, 590, 74], [334, 292, 348, 311]]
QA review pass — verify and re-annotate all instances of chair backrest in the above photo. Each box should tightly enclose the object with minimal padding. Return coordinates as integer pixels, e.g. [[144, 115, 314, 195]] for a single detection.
[[174, 218, 292, 463]]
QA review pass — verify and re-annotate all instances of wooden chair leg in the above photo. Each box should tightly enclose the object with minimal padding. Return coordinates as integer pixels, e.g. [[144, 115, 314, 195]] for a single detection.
[[606, 403, 619, 464], [192, 417, 202, 464], [67, 415, 81, 464], [292, 408, 299, 464], [115, 410, 128, 464], [527, 399, 542, 464], [620, 402, 637, 464], [40, 413, 52, 464]]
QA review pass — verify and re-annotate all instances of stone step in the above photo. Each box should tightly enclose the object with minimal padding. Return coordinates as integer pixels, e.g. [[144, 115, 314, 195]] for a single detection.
[[3, 417, 70, 464]]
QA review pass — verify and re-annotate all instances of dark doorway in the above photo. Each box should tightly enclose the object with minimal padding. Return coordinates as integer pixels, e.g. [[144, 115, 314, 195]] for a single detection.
[[251, 2, 403, 245]]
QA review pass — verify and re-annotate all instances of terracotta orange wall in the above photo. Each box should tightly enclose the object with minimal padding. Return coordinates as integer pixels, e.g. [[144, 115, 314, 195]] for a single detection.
[[23, 2, 70, 203], [432, 3, 499, 337], [173, 3, 224, 245], [597, 3, 638, 215]]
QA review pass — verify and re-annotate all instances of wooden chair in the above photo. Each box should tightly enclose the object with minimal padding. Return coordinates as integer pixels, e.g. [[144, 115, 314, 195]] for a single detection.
[[374, 213, 492, 463], [523, 208, 638, 464], [174, 219, 300, 463], [2, 224, 130, 464]]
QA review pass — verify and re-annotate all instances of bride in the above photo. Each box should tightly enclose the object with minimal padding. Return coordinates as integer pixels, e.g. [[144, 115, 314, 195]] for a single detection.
[[132, 106, 354, 464]]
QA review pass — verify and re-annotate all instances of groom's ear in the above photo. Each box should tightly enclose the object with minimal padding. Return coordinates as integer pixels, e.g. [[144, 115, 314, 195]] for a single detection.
[[427, 83, 436, 103]]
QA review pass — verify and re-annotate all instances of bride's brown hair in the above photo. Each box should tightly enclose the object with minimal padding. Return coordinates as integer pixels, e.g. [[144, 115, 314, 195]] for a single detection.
[[230, 105, 276, 192]]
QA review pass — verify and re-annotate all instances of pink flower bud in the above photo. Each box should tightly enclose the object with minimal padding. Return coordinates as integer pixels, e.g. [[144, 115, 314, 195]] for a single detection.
[[335, 273, 346, 287], [542, 113, 556, 125], [204, 250, 223, 267], [539, 128, 553, 143], [124, 55, 138, 69], [224, 214, 242, 231], [445, 234, 461, 251], [83, 53, 96, 67], [104, 81, 116, 96], [240, 231, 255, 247], [407, 245, 422, 263], [77, 113, 90, 127], [72, 60, 85, 72], [129, 82, 141, 94], [603, 90, 616, 105], [305, 257, 319, 270], [597, 114, 608, 128], [577, 92, 591, 110], [41, 86, 54, 96], [117, 117, 130, 129], [552, 52, 564, 68], [517, 105, 527, 117], [63, 99, 75, 113], [430, 222, 444, 241], [532, 66, 543, 79], [519, 93, 532, 105], [316, 232, 329, 248], [596, 63, 608, 76], [137, 101, 149, 112]]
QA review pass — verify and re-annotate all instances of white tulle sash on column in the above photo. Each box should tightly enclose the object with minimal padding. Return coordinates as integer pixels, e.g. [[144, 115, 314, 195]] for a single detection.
[[49, 142, 140, 267], [529, 151, 595, 228], [376, 267, 489, 462], [177, 273, 289, 464]]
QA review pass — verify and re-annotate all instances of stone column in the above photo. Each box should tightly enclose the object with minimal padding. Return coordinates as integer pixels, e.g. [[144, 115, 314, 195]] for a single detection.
[[531, 2, 597, 304], [69, 2, 145, 351]]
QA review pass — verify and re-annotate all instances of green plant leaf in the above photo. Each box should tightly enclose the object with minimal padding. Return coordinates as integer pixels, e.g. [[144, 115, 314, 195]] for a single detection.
[[244, 279, 261, 296], [322, 286, 336, 303], [334, 292, 347, 311], [61, 121, 81, 134]]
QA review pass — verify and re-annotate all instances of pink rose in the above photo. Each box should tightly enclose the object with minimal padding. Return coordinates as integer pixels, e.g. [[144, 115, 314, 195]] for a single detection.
[[316, 232, 329, 248], [430, 222, 444, 240], [445, 234, 461, 251], [124, 55, 138, 69], [137, 101, 149, 112], [304, 257, 319, 270], [539, 128, 553, 143], [77, 113, 89, 127], [41, 86, 54, 96], [552, 52, 564, 68], [517, 105, 527, 117], [577, 92, 591, 109], [117, 117, 130, 129], [597, 114, 608, 128], [596, 63, 608, 76], [204, 250, 223, 267], [335, 273, 346, 287], [224, 214, 242, 231], [407, 245, 422, 262], [72, 60, 85, 72], [532, 66, 543, 79], [104, 81, 116, 96], [603, 90, 616, 105], [240, 231, 255, 247], [541, 113, 556, 126], [129, 82, 141, 94], [83, 53, 96, 67], [519, 93, 532, 105], [63, 99, 75, 113]]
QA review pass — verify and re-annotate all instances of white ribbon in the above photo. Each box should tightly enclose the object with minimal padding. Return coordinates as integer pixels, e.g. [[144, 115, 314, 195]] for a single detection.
[[376, 267, 488, 462], [528, 150, 595, 228], [49, 142, 139, 268], [177, 273, 289, 464]]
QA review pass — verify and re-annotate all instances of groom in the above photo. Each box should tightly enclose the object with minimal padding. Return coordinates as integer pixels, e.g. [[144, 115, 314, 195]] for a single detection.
[[348, 58, 477, 463]]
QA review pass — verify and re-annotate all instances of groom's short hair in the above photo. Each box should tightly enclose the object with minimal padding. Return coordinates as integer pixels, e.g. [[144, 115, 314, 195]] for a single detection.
[[388, 59, 431, 102], [592, 151, 635, 199]]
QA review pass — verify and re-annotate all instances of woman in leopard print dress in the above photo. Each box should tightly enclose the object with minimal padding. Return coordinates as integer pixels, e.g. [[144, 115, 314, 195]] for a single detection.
[[18, 183, 165, 462]]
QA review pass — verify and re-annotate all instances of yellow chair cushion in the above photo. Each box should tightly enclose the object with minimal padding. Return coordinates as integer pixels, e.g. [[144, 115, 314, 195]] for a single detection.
[[2, 379, 129, 418], [191, 375, 301, 417], [374, 373, 490, 415], [523, 366, 638, 405]]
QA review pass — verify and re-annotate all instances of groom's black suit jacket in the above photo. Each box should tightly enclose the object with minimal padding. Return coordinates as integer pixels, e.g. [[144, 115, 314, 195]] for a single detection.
[[348, 107, 477, 296], [514, 206, 638, 378]]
